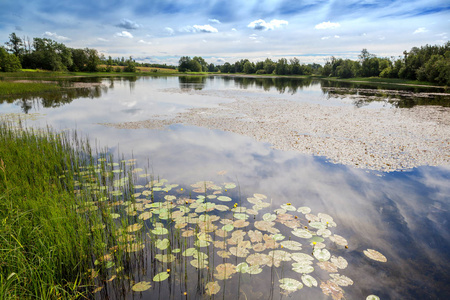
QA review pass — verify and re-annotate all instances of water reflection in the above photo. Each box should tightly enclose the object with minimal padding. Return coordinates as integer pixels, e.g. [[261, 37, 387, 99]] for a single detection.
[[178, 76, 207, 90], [93, 124, 449, 299]]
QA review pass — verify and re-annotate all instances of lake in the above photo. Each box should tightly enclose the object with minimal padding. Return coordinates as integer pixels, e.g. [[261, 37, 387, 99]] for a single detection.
[[1, 76, 449, 299]]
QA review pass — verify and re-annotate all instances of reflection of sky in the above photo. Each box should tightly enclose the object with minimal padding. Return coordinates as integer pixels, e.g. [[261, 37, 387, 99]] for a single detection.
[[0, 77, 449, 298]]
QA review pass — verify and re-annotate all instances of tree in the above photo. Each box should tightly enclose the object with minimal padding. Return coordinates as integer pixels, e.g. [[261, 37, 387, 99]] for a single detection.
[[85, 48, 100, 72], [5, 32, 24, 57], [275, 58, 290, 75], [192, 56, 208, 72], [290, 57, 301, 75], [243, 61, 255, 74], [263, 58, 276, 74], [178, 56, 191, 72], [123, 56, 137, 72], [0, 46, 22, 72]]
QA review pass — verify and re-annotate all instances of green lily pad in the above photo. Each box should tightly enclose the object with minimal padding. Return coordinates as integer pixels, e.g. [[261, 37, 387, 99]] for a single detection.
[[292, 263, 314, 274], [263, 213, 277, 222], [217, 196, 232, 202], [309, 236, 325, 243], [156, 238, 170, 250], [153, 272, 170, 282], [301, 275, 318, 287], [233, 213, 249, 220], [313, 248, 331, 261], [280, 241, 302, 251], [292, 229, 313, 239], [154, 254, 176, 263], [236, 262, 249, 273], [366, 296, 380, 300], [222, 224, 234, 232], [279, 278, 303, 291], [132, 281, 151, 292], [152, 227, 169, 235], [363, 249, 387, 262], [297, 207, 311, 214], [182, 248, 197, 257]]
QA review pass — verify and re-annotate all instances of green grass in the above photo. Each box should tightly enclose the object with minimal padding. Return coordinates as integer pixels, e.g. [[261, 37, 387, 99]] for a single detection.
[[0, 121, 135, 299], [323, 76, 446, 88], [0, 81, 61, 96]]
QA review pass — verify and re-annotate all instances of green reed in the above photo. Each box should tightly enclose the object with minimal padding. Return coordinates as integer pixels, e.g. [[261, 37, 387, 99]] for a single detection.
[[0, 121, 137, 299]]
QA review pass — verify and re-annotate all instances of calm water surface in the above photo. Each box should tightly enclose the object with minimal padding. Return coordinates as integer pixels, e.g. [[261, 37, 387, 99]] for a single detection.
[[1, 76, 449, 299]]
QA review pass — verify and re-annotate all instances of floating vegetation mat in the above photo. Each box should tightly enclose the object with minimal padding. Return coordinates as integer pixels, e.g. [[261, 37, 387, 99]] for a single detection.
[[73, 159, 385, 300]]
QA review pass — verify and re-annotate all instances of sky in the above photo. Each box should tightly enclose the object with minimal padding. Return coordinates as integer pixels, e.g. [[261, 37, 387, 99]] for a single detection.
[[0, 0, 449, 66]]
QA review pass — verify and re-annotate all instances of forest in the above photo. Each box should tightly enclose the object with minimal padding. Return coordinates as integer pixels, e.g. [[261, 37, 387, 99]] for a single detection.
[[1, 32, 449, 85]]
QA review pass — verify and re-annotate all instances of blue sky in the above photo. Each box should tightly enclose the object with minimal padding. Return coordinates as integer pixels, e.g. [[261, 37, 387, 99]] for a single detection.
[[0, 0, 449, 65]]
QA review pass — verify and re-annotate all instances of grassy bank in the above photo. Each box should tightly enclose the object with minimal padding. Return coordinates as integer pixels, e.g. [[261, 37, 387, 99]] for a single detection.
[[0, 121, 136, 299], [0, 81, 61, 96]]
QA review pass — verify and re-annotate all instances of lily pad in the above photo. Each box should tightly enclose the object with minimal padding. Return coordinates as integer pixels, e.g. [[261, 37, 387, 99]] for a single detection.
[[366, 296, 381, 300], [152, 227, 169, 235], [292, 263, 314, 274], [153, 272, 170, 282], [280, 240, 302, 251], [217, 196, 232, 202], [156, 238, 170, 250], [291, 229, 313, 239], [363, 249, 387, 262], [313, 248, 331, 261], [279, 278, 303, 292], [126, 223, 143, 233], [132, 281, 152, 292], [301, 274, 318, 287], [205, 281, 221, 296]]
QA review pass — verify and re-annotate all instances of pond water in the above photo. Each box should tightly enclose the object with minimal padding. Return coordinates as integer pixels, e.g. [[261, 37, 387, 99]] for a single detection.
[[1, 76, 449, 299]]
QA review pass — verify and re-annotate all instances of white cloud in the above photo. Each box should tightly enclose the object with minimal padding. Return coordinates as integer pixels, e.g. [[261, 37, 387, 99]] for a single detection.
[[165, 27, 174, 35], [321, 36, 330, 40], [43, 31, 70, 41], [115, 31, 133, 38], [193, 24, 218, 33], [413, 27, 428, 34], [334, 35, 340, 39], [97, 38, 109, 42], [138, 40, 152, 45], [116, 19, 141, 30], [231, 28, 237, 32], [247, 19, 288, 31], [180, 24, 218, 33], [315, 21, 341, 30], [208, 18, 221, 24]]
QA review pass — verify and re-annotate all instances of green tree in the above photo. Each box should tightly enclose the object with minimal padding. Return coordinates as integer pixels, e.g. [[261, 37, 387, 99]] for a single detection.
[[178, 56, 191, 72], [5, 32, 24, 57], [243, 61, 255, 74], [263, 58, 276, 74], [123, 56, 137, 72], [85, 48, 100, 72], [0, 46, 22, 72], [192, 56, 208, 72]]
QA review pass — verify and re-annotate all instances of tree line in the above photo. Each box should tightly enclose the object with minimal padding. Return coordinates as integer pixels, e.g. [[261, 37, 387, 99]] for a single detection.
[[0, 32, 176, 73], [179, 42, 449, 85]]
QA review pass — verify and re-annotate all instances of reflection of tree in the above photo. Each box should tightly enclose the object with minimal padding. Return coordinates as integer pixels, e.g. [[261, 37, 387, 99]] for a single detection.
[[0, 86, 108, 114], [231, 77, 314, 94], [319, 80, 450, 108], [178, 76, 206, 90]]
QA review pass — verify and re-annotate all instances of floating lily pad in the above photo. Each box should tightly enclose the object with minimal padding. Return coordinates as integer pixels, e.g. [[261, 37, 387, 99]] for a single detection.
[[152, 227, 169, 235], [154, 254, 176, 263], [217, 196, 232, 202], [234, 213, 249, 220], [363, 249, 387, 262], [138, 211, 152, 220], [329, 234, 348, 247], [191, 259, 208, 269], [182, 248, 197, 257], [156, 238, 170, 250], [297, 206, 311, 214], [222, 224, 234, 232], [309, 236, 325, 243], [280, 204, 296, 211], [153, 272, 170, 282], [224, 183, 236, 189], [236, 262, 249, 273], [205, 281, 221, 296], [329, 274, 354, 286], [313, 248, 331, 261], [330, 256, 348, 269], [263, 213, 277, 222], [301, 274, 318, 287], [279, 278, 303, 292], [292, 229, 313, 239], [366, 295, 381, 300], [132, 281, 151, 292], [292, 263, 314, 274], [280, 241, 302, 250]]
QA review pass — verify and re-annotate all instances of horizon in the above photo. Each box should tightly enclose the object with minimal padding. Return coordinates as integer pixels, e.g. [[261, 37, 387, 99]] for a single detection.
[[1, 0, 449, 66]]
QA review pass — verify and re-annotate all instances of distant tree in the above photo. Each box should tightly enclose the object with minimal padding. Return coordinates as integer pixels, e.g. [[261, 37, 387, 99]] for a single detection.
[[0, 46, 22, 72], [290, 57, 301, 75], [70, 48, 88, 71], [192, 56, 208, 72], [5, 32, 24, 57], [275, 58, 290, 75], [220, 62, 232, 73], [263, 58, 276, 74], [123, 56, 137, 72], [85, 48, 100, 72], [178, 56, 191, 72], [243, 61, 255, 74], [189, 60, 202, 72]]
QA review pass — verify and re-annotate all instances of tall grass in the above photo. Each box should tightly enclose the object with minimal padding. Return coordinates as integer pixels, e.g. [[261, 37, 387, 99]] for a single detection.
[[0, 82, 60, 96], [0, 121, 128, 299]]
